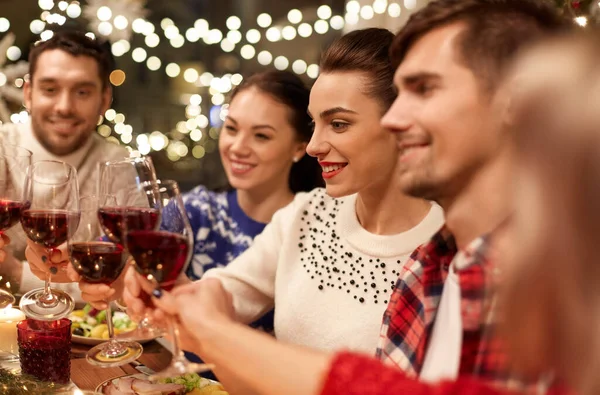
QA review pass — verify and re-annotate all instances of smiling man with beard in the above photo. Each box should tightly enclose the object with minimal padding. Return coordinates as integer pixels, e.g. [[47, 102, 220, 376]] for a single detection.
[[0, 30, 127, 296]]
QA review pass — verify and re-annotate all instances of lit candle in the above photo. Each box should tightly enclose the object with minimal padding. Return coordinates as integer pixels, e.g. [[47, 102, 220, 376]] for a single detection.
[[0, 306, 26, 355]]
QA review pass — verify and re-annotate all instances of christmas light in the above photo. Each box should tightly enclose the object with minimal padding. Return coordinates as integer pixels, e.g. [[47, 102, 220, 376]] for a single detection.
[[288, 9, 303, 24], [257, 50, 273, 65], [246, 29, 261, 44], [0, 18, 10, 33], [388, 3, 402, 17], [226, 16, 241, 30], [145, 33, 160, 47], [165, 63, 181, 77], [317, 5, 333, 19], [257, 13, 272, 28], [404, 0, 417, 10]]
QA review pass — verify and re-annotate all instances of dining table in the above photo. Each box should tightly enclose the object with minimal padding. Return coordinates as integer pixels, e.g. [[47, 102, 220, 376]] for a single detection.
[[70, 339, 173, 391]]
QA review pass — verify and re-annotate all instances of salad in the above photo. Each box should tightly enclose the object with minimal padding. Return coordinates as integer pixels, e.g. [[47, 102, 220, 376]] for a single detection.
[[160, 373, 228, 394], [69, 303, 137, 339]]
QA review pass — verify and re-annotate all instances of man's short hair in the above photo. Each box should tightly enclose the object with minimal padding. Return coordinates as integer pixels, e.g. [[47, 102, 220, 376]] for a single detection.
[[390, 0, 571, 91], [29, 30, 113, 89]]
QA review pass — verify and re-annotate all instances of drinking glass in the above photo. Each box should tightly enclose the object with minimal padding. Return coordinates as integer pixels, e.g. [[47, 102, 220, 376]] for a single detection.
[[69, 195, 142, 367], [0, 143, 32, 308], [17, 318, 72, 383], [97, 156, 163, 340], [125, 180, 213, 379], [18, 160, 80, 321]]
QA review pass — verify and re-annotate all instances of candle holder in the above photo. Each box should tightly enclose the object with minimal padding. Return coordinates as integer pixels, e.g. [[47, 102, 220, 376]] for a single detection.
[[17, 318, 71, 384], [0, 306, 25, 362]]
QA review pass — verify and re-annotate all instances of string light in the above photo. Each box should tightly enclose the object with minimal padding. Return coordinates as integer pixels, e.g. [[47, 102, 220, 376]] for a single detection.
[[257, 13, 272, 28], [287, 9, 303, 24], [165, 63, 181, 77], [24, 2, 363, 160], [317, 5, 333, 19], [0, 18, 10, 33], [226, 16, 241, 30]]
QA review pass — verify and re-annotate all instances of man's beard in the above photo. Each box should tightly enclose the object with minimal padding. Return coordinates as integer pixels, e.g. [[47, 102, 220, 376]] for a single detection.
[[32, 121, 91, 156]]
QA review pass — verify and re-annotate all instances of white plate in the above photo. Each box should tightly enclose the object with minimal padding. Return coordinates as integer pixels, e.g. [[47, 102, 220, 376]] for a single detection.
[[95, 373, 222, 394], [71, 334, 155, 346]]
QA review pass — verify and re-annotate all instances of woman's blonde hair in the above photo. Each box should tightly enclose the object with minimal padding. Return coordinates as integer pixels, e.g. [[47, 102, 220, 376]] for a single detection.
[[502, 31, 600, 395]]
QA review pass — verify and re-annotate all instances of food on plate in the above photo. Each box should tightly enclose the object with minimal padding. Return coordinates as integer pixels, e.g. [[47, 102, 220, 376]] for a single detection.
[[101, 375, 229, 395], [102, 377, 185, 394], [70, 303, 137, 339]]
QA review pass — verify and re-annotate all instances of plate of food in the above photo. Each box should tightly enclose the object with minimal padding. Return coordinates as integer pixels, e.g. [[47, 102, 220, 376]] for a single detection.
[[70, 304, 153, 345], [96, 373, 229, 394]]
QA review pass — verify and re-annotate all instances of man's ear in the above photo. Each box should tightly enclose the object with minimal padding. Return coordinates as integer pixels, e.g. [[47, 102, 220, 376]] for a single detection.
[[100, 85, 113, 114], [23, 80, 32, 111]]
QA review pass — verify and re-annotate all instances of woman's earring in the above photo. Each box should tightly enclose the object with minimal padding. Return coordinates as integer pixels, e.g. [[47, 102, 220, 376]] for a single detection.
[[293, 156, 300, 163]]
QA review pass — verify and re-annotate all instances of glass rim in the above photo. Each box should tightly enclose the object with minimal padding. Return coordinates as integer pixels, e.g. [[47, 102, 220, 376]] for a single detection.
[[101, 155, 153, 167], [28, 160, 77, 186], [0, 143, 32, 158], [17, 317, 72, 331]]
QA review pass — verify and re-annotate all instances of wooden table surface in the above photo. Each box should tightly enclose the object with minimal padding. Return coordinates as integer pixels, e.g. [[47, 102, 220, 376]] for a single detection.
[[70, 340, 172, 391]]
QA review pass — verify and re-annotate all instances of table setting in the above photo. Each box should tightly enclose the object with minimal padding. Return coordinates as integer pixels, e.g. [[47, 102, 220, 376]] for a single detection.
[[0, 149, 227, 394]]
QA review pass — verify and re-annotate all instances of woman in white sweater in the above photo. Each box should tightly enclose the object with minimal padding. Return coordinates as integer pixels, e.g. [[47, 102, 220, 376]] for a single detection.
[[118, 29, 443, 354]]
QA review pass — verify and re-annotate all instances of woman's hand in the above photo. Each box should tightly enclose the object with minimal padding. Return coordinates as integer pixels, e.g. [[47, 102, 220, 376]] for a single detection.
[[78, 260, 131, 310], [24, 239, 78, 283]]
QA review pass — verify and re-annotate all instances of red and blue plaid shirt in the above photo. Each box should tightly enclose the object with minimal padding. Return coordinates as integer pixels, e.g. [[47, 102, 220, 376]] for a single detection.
[[376, 227, 548, 391]]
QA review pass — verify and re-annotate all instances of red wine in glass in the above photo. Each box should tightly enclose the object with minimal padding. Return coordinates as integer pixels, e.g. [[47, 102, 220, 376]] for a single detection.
[[21, 209, 80, 249], [0, 144, 32, 309], [98, 207, 160, 245], [0, 200, 29, 232], [126, 230, 190, 291], [70, 241, 126, 284], [18, 160, 79, 321]]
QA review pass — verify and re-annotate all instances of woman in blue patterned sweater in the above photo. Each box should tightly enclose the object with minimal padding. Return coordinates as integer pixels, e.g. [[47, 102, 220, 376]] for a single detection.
[[181, 70, 323, 331]]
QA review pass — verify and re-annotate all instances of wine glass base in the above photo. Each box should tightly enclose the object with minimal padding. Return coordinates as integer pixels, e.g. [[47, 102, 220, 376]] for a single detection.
[[19, 288, 74, 321], [86, 341, 143, 368], [148, 358, 215, 381], [0, 289, 16, 309]]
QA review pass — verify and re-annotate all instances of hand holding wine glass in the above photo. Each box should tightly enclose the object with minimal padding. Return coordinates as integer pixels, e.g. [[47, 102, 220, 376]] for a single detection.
[[24, 239, 78, 283], [19, 160, 80, 321], [70, 195, 143, 367], [0, 143, 32, 308], [93, 156, 163, 340], [124, 180, 214, 379]]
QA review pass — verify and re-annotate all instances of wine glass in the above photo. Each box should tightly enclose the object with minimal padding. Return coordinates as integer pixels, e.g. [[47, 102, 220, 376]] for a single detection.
[[19, 160, 80, 321], [97, 156, 163, 340], [69, 195, 143, 367], [125, 180, 214, 379], [0, 143, 32, 308]]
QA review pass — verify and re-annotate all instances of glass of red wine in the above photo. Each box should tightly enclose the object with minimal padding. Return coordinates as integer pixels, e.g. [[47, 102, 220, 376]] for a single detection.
[[97, 156, 163, 340], [0, 143, 32, 308], [19, 160, 80, 321], [125, 180, 214, 379], [69, 195, 143, 367]]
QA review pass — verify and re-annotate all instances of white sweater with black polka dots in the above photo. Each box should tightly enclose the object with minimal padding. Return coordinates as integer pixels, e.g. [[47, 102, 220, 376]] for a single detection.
[[204, 188, 444, 354]]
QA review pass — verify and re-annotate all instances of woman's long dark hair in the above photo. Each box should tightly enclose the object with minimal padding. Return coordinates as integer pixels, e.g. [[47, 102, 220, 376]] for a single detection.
[[229, 70, 323, 193]]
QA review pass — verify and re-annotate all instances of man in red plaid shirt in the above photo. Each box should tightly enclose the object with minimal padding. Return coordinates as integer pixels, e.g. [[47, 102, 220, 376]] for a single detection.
[[375, 0, 569, 390]]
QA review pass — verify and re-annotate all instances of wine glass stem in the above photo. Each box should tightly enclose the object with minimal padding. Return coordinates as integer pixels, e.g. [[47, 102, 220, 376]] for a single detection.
[[106, 302, 115, 339], [103, 302, 127, 357], [39, 271, 57, 306], [168, 316, 185, 361]]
